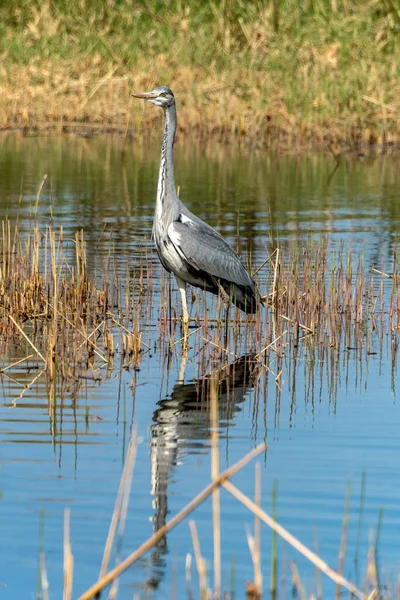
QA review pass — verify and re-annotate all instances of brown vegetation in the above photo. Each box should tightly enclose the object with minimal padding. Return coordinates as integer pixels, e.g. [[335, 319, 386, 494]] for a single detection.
[[2, 1, 400, 151]]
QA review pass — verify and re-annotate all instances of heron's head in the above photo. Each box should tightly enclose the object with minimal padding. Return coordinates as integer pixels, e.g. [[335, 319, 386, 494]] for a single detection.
[[131, 86, 175, 109]]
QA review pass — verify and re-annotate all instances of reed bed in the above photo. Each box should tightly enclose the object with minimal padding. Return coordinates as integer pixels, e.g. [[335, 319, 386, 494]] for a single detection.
[[1, 221, 399, 407], [2, 220, 398, 598]]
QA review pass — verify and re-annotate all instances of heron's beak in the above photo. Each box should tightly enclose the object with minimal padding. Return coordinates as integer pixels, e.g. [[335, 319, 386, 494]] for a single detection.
[[131, 91, 157, 99]]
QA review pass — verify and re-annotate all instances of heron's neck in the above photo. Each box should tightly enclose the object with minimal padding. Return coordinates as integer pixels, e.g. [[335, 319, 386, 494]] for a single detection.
[[156, 104, 179, 227]]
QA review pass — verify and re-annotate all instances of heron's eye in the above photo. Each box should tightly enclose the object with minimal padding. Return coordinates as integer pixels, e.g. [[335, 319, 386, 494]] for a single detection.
[[159, 92, 167, 97]]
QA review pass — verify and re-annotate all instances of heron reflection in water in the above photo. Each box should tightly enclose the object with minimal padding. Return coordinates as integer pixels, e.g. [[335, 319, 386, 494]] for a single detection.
[[132, 86, 262, 326], [144, 354, 259, 590]]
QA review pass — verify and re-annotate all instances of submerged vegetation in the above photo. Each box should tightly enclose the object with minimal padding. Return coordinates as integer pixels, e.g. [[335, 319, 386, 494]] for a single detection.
[[1, 0, 400, 149]]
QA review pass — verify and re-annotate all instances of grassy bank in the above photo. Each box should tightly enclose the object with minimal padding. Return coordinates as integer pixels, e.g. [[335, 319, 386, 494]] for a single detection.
[[1, 0, 400, 150]]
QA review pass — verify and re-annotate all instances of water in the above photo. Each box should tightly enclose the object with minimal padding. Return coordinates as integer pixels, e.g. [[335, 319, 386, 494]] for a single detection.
[[0, 134, 399, 599]]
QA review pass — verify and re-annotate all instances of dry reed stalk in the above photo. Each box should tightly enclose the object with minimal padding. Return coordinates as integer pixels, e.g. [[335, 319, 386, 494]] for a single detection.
[[210, 372, 221, 599], [49, 227, 58, 381], [255, 330, 287, 359], [107, 313, 150, 350], [0, 354, 35, 373], [63, 508, 73, 600], [367, 528, 378, 592], [185, 552, 192, 584], [8, 315, 47, 365], [53, 305, 107, 363], [200, 335, 238, 361], [271, 248, 280, 306], [189, 520, 209, 599], [77, 443, 265, 600], [34, 173, 48, 217], [290, 561, 306, 600], [253, 248, 277, 278], [171, 326, 202, 349], [371, 268, 391, 278], [281, 314, 314, 334], [75, 320, 105, 353], [222, 480, 365, 600]]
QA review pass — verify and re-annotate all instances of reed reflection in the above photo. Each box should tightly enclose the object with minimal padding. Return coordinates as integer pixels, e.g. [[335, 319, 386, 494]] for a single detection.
[[146, 353, 259, 589]]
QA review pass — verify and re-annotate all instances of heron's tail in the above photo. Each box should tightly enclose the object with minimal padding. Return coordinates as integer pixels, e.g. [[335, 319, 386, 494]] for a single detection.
[[226, 281, 263, 314]]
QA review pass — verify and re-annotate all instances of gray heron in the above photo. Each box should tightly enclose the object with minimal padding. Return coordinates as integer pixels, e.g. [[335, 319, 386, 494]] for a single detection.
[[132, 86, 261, 324]]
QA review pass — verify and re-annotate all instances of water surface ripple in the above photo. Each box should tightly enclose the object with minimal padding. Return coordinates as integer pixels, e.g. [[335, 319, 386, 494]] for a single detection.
[[0, 135, 399, 598]]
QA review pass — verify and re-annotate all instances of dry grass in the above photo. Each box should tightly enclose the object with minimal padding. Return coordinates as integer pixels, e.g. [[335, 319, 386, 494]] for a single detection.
[[1, 220, 399, 407], [2, 1, 400, 150]]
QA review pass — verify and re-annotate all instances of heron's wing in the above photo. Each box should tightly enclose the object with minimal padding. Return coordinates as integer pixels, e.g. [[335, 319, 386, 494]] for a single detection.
[[167, 215, 254, 289]]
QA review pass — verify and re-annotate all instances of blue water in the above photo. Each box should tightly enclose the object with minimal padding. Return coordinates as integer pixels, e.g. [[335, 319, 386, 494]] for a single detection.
[[0, 135, 399, 599]]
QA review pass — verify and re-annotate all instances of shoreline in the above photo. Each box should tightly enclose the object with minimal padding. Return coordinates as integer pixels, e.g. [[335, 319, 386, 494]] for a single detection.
[[2, 1, 400, 154], [2, 114, 400, 156]]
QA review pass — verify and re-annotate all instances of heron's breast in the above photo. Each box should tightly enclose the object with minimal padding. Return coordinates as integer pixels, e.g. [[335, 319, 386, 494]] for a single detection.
[[155, 235, 184, 274]]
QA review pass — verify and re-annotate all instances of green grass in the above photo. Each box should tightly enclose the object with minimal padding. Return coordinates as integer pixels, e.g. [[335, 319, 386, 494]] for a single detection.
[[1, 0, 400, 149]]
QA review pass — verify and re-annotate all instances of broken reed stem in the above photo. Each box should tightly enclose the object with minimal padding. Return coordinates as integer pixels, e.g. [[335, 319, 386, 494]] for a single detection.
[[0, 354, 35, 373], [210, 372, 221, 599], [271, 247, 280, 304], [255, 330, 287, 359], [8, 315, 47, 365], [34, 173, 48, 217], [222, 480, 366, 600], [290, 561, 306, 600], [189, 520, 208, 599], [253, 248, 277, 277], [77, 443, 266, 600], [63, 508, 73, 600], [281, 314, 314, 334], [53, 305, 108, 364]]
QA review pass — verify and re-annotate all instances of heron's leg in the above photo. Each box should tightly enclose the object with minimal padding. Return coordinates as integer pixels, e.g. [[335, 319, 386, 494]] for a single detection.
[[224, 302, 230, 348], [176, 276, 189, 350], [217, 282, 231, 350], [175, 276, 189, 325]]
